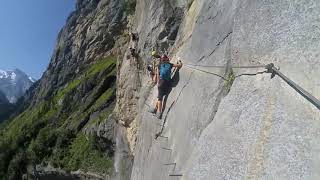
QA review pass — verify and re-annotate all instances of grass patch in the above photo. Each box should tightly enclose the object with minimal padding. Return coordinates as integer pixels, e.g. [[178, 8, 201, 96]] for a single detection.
[[55, 79, 81, 102], [86, 87, 115, 125], [224, 70, 235, 93], [65, 134, 113, 173], [0, 101, 57, 179], [89, 108, 112, 126], [85, 56, 116, 79], [92, 88, 115, 110], [0, 56, 117, 178], [27, 126, 57, 163], [5, 102, 50, 141], [124, 0, 136, 15], [54, 56, 116, 104], [70, 87, 115, 127]]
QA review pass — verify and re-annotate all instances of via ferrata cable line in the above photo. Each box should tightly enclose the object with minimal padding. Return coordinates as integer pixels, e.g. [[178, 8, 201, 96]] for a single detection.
[[265, 63, 320, 110], [184, 63, 319, 110], [184, 63, 266, 69], [184, 65, 227, 80]]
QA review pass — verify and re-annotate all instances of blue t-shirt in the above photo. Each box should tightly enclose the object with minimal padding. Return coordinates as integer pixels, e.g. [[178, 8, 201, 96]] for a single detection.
[[159, 62, 173, 81]]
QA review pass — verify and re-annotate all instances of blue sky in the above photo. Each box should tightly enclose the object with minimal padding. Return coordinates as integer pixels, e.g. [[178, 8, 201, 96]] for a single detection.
[[0, 0, 75, 79]]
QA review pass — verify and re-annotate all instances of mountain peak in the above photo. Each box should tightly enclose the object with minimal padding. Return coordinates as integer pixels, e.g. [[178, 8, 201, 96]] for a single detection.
[[13, 68, 26, 74], [0, 69, 9, 79], [0, 68, 35, 81], [28, 77, 36, 83], [0, 68, 35, 103]]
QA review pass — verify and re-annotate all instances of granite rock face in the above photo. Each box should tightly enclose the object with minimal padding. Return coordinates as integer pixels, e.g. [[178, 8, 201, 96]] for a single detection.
[[130, 0, 320, 180]]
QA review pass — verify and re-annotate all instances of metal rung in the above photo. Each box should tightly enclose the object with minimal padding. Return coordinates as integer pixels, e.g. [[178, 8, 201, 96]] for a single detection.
[[164, 163, 176, 166], [158, 135, 168, 139]]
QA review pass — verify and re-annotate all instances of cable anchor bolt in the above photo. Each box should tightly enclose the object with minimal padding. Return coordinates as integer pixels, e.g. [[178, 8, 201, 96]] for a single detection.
[[265, 63, 277, 78]]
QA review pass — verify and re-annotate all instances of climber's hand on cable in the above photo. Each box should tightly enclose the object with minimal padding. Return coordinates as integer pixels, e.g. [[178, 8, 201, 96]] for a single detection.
[[174, 59, 183, 68], [177, 58, 183, 67]]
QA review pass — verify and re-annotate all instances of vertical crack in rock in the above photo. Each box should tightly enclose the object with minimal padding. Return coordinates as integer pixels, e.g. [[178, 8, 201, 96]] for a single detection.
[[208, 31, 233, 57], [246, 91, 276, 179], [206, 68, 235, 129], [197, 31, 233, 63], [199, 32, 235, 129]]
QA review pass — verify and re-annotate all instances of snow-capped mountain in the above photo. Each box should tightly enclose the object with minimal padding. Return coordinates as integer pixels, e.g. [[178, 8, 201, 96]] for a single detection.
[[0, 69, 35, 103]]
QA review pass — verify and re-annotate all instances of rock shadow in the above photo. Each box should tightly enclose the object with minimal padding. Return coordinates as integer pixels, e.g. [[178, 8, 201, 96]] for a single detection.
[[162, 68, 180, 112]]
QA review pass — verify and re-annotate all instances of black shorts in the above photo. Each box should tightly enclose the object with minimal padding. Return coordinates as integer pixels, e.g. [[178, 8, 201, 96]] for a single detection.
[[158, 79, 171, 100]]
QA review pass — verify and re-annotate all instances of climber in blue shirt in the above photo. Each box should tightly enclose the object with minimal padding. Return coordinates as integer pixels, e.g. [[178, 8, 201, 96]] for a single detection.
[[149, 54, 183, 119]]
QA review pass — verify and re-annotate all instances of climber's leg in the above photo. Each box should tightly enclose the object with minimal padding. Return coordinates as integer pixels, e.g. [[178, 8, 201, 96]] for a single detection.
[[156, 100, 163, 119], [153, 67, 159, 83], [148, 78, 162, 115], [155, 80, 167, 119]]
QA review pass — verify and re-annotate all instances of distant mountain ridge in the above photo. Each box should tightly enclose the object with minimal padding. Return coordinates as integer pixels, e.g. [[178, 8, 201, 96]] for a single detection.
[[0, 90, 15, 123], [0, 90, 8, 103], [0, 68, 35, 103]]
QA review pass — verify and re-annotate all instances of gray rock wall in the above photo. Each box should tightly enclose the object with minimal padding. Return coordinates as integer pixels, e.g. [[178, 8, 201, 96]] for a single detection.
[[130, 0, 320, 179], [33, 0, 125, 104]]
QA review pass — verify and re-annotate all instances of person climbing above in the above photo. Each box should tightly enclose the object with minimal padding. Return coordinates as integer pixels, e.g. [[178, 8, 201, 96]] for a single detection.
[[147, 50, 161, 83], [149, 54, 183, 119], [151, 49, 161, 58], [129, 32, 139, 57]]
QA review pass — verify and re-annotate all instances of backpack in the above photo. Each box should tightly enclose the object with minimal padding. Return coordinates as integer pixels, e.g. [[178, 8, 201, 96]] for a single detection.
[[159, 63, 173, 81]]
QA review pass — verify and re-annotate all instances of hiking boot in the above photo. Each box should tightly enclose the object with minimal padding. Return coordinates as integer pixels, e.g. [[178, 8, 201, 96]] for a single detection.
[[148, 108, 157, 114], [156, 111, 162, 119]]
